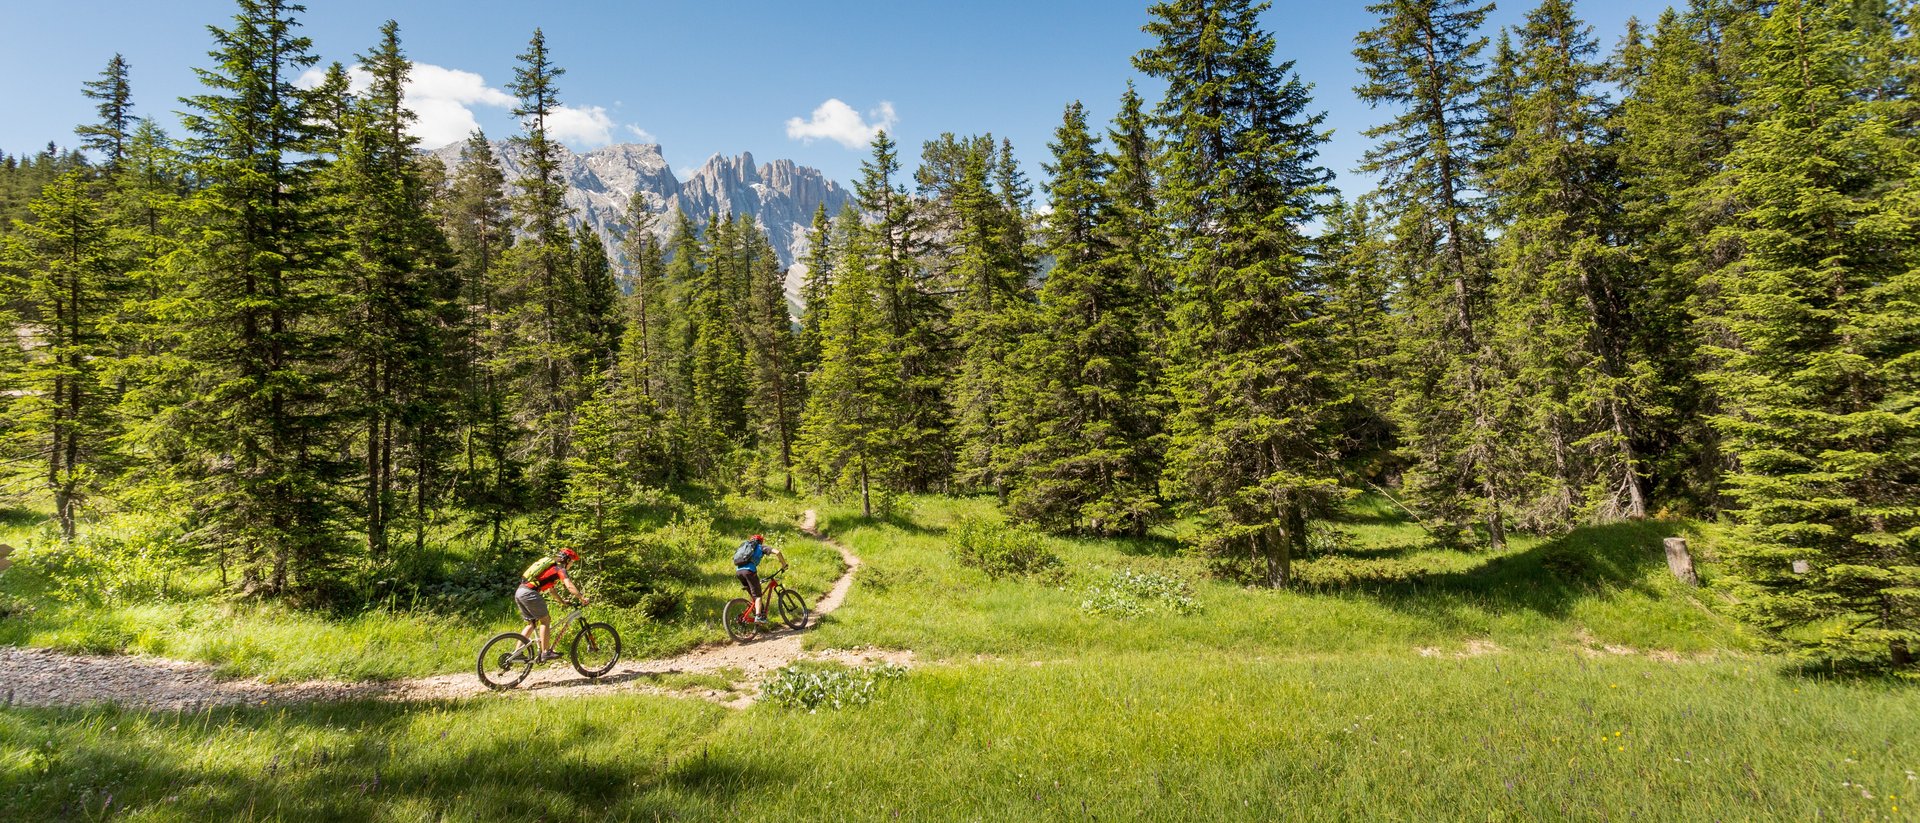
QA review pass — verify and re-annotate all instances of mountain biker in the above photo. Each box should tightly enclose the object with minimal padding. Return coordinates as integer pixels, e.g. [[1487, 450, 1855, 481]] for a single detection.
[[517, 547, 587, 662], [733, 534, 786, 621]]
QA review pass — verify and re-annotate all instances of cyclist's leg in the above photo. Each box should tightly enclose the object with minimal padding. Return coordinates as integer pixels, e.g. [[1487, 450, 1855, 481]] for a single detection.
[[737, 569, 763, 616]]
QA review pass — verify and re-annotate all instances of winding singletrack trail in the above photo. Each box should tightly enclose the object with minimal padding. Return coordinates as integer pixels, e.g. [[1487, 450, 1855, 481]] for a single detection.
[[0, 511, 907, 712]]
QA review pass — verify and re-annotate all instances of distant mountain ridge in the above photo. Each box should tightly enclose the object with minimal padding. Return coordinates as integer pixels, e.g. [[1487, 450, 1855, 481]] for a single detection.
[[428, 140, 854, 282]]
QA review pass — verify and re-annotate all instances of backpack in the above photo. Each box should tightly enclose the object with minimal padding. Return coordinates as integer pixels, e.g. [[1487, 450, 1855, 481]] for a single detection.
[[522, 554, 558, 583], [732, 540, 761, 568]]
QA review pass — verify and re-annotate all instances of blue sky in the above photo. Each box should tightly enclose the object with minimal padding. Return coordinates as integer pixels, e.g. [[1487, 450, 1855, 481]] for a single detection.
[[2, 0, 1671, 195]]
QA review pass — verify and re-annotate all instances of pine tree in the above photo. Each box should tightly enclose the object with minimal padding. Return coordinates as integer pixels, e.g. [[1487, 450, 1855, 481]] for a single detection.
[[796, 209, 906, 517], [1137, 0, 1346, 585], [1483, 0, 1650, 529], [1352, 0, 1506, 546], [1006, 101, 1162, 534], [173, 0, 349, 596], [0, 172, 120, 540], [1706, 0, 1919, 673]]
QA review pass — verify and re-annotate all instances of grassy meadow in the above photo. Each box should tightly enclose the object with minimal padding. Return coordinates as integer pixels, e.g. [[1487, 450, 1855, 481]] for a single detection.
[[3, 494, 1917, 820]]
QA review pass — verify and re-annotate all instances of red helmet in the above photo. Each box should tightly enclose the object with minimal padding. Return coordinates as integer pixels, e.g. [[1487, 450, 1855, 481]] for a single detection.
[[559, 548, 580, 563], [751, 534, 764, 542]]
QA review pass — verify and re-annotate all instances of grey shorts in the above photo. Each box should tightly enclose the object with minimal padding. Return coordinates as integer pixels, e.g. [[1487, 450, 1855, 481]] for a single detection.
[[515, 585, 549, 621]]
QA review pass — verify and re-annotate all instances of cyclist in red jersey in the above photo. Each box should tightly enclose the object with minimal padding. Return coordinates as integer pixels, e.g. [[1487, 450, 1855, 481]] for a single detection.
[[516, 547, 587, 661]]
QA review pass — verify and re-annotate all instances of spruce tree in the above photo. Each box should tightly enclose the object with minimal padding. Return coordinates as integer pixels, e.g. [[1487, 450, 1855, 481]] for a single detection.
[[1352, 0, 1506, 545], [0, 172, 120, 540], [438, 130, 522, 543], [173, 0, 349, 596], [1706, 0, 1919, 673], [858, 131, 950, 490], [76, 54, 134, 171], [796, 209, 906, 517], [1006, 101, 1162, 535], [504, 28, 579, 506], [1137, 0, 1346, 585], [338, 21, 456, 557], [947, 140, 1031, 496], [743, 221, 801, 492], [795, 203, 833, 380], [1609, 1, 1755, 508], [1483, 0, 1650, 528]]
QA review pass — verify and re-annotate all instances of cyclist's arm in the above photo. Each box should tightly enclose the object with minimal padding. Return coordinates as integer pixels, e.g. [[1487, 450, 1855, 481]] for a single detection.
[[770, 547, 788, 570], [559, 568, 587, 605]]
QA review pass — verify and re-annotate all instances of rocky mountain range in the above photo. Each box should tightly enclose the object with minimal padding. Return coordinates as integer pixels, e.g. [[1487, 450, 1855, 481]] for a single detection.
[[429, 140, 854, 288]]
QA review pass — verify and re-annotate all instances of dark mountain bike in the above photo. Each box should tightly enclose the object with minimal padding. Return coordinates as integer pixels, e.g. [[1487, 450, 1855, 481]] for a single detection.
[[723, 568, 809, 642], [476, 600, 621, 690]]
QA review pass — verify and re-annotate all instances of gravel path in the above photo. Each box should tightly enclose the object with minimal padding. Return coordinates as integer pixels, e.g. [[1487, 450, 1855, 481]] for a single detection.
[[0, 510, 910, 712]]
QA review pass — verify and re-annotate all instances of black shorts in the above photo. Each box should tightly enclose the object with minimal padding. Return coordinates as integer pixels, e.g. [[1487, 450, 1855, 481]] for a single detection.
[[736, 568, 762, 599], [515, 585, 549, 621]]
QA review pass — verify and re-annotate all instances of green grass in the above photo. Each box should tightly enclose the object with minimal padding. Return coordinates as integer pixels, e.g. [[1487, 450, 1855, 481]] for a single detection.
[[806, 495, 1752, 661], [5, 492, 1913, 820], [4, 653, 1914, 820]]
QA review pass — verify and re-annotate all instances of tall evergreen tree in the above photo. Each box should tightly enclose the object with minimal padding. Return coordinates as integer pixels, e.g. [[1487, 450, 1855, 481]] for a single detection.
[[858, 131, 949, 490], [1006, 101, 1162, 534], [437, 130, 522, 544], [172, 0, 348, 596], [338, 21, 456, 557], [947, 140, 1032, 496], [742, 221, 801, 492], [76, 54, 135, 171], [1352, 0, 1506, 546], [0, 172, 120, 540], [1706, 0, 1919, 673], [795, 203, 833, 380], [1609, 1, 1756, 509], [1137, 0, 1346, 585], [796, 209, 906, 517], [1484, 0, 1650, 529], [503, 28, 579, 506]]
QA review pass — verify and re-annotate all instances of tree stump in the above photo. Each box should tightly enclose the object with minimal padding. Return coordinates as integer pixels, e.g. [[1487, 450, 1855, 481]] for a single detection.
[[1662, 537, 1698, 586], [0, 543, 13, 573]]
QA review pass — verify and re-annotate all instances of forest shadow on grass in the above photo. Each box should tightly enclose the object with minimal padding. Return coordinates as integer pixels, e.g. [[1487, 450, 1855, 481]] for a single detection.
[[0, 507, 47, 530], [5, 698, 745, 820], [1303, 520, 1676, 621]]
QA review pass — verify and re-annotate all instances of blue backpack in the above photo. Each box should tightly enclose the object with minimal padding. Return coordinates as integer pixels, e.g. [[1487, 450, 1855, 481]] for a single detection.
[[732, 540, 762, 568]]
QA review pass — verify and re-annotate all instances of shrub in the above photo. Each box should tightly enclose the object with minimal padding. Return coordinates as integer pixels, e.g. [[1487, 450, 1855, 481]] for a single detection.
[[760, 662, 908, 711], [952, 519, 1062, 580], [587, 514, 710, 611], [1080, 568, 1199, 618], [23, 519, 188, 605]]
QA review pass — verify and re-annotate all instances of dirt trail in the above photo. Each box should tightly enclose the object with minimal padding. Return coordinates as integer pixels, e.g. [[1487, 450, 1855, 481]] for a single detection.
[[0, 511, 909, 712]]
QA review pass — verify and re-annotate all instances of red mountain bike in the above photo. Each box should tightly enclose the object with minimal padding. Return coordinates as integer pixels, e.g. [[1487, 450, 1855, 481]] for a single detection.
[[723, 568, 809, 642]]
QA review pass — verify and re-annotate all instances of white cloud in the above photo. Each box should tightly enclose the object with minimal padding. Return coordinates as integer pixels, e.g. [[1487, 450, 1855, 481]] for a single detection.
[[785, 99, 898, 149], [625, 124, 658, 144], [297, 62, 641, 151], [547, 105, 617, 148]]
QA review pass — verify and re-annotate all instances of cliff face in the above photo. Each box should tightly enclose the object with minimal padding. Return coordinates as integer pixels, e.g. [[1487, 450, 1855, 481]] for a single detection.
[[429, 140, 853, 288]]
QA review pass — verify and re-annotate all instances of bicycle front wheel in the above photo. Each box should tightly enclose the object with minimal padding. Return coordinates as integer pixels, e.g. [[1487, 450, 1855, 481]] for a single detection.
[[777, 589, 809, 630], [571, 621, 622, 679], [723, 597, 755, 642], [477, 632, 535, 691]]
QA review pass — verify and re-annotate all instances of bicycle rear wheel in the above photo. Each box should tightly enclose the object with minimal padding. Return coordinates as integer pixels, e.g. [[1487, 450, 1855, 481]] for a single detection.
[[570, 622, 622, 678], [777, 589, 809, 630], [477, 632, 535, 691], [722, 597, 755, 642]]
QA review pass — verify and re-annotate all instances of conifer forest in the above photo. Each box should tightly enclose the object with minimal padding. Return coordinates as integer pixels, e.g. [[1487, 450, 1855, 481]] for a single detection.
[[2, 0, 1915, 677]]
